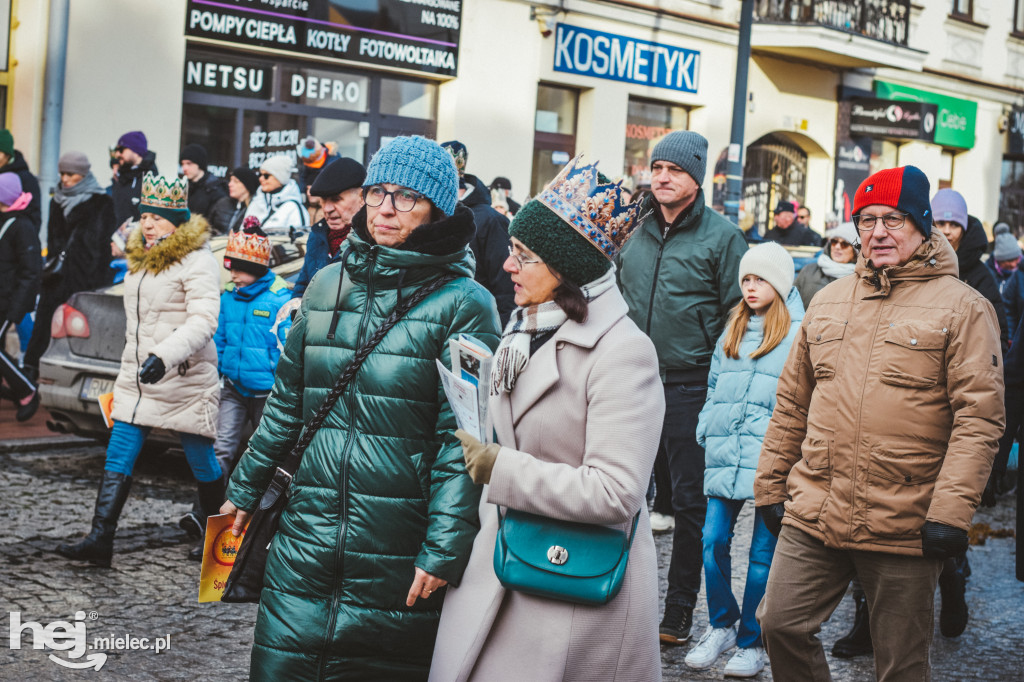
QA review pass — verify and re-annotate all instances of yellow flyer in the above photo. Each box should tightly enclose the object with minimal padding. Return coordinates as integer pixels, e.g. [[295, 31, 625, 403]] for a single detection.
[[97, 392, 115, 429], [198, 513, 247, 603]]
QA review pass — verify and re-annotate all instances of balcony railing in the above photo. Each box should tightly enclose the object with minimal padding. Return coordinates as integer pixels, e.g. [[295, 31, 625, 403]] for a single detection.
[[754, 0, 911, 47]]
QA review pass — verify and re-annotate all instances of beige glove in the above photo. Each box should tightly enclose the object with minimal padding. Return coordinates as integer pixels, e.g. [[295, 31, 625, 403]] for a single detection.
[[455, 429, 500, 485]]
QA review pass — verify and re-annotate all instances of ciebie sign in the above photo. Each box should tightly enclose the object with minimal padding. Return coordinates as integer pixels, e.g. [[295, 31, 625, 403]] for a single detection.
[[553, 23, 699, 94]]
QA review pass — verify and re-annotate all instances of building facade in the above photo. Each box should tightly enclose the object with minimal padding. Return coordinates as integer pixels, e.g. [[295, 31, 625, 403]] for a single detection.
[[7, 0, 1024, 237]]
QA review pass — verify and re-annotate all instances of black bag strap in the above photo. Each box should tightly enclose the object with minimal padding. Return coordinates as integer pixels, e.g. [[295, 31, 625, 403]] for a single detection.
[[276, 271, 457, 479]]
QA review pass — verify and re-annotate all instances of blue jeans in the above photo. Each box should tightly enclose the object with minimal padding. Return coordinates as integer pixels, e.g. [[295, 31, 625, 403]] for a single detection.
[[104, 420, 221, 482], [702, 496, 778, 648]]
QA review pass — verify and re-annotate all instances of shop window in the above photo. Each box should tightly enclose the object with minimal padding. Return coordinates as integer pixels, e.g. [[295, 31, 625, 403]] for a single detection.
[[313, 118, 365, 167], [182, 103, 237, 177], [951, 0, 972, 19], [380, 78, 436, 119], [743, 134, 807, 238], [532, 84, 578, 196], [623, 98, 689, 192], [999, 158, 1024, 236], [1016, 0, 1024, 34], [869, 139, 899, 175], [243, 110, 305, 170]]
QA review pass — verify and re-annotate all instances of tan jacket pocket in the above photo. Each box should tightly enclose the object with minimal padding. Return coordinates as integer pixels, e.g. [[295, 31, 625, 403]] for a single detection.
[[786, 437, 832, 523], [806, 318, 847, 380], [864, 447, 942, 539], [880, 323, 946, 388]]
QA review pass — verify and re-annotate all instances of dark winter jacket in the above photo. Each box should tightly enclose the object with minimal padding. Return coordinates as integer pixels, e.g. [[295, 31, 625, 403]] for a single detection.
[[215, 270, 291, 397], [291, 219, 343, 300], [226, 204, 500, 680], [1001, 266, 1024, 337], [616, 190, 747, 378], [45, 193, 116, 300], [0, 151, 42, 230], [0, 209, 40, 323], [764, 221, 822, 247], [986, 256, 1016, 296], [959, 216, 1008, 350], [187, 173, 229, 232], [112, 152, 158, 226], [461, 173, 515, 325]]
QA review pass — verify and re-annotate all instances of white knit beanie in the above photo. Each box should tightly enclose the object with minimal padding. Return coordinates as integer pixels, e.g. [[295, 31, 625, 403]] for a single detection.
[[260, 154, 294, 185], [826, 221, 859, 249], [739, 241, 795, 299]]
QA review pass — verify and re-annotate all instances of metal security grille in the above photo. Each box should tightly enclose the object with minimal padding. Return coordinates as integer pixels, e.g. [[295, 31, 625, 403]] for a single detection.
[[743, 134, 807, 238], [754, 0, 911, 46]]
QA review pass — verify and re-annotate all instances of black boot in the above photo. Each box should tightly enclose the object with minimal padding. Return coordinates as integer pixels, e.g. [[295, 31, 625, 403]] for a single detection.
[[939, 553, 969, 637], [188, 477, 226, 562], [831, 592, 873, 658], [56, 471, 132, 568]]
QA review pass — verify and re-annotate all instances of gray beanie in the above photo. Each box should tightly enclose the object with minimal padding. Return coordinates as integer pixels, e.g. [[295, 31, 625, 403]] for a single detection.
[[260, 154, 294, 185], [993, 222, 1022, 261], [58, 151, 90, 176], [738, 241, 795, 299], [651, 130, 708, 185]]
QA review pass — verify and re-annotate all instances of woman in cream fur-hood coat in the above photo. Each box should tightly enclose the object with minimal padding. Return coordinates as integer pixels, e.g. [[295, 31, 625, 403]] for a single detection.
[[111, 215, 221, 439]]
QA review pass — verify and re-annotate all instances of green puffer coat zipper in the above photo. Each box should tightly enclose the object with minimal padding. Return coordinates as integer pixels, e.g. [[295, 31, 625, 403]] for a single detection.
[[227, 205, 501, 681]]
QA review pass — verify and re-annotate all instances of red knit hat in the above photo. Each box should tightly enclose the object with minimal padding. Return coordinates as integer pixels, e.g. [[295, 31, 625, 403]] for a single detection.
[[853, 165, 932, 237]]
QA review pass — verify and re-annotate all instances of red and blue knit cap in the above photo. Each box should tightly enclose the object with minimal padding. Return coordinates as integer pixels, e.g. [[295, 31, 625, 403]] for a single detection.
[[853, 165, 932, 237]]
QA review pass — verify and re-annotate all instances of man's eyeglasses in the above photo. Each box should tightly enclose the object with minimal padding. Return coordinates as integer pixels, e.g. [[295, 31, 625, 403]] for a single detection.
[[853, 212, 909, 232], [363, 185, 423, 212], [507, 245, 542, 269]]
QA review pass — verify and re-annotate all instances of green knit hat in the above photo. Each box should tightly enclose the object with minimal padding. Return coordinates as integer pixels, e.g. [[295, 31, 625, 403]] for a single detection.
[[509, 199, 612, 286]]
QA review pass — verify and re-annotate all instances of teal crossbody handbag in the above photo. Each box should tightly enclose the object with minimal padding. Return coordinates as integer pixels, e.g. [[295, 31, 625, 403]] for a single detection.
[[492, 507, 640, 606]]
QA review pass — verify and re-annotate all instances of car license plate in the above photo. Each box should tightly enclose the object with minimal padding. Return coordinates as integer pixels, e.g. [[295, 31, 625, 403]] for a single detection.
[[80, 377, 115, 401]]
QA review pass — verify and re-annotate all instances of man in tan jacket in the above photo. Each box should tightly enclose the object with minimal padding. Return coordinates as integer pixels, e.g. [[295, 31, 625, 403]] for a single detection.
[[754, 165, 1005, 681]]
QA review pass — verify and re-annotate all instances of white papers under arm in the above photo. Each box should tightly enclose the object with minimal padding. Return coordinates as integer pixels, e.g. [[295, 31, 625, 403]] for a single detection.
[[436, 359, 483, 441]]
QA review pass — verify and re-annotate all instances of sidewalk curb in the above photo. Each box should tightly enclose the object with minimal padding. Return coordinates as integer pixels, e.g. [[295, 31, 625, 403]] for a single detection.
[[0, 435, 96, 454]]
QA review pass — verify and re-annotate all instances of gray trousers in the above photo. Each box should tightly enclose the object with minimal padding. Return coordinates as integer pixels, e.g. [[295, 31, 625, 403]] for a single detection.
[[214, 383, 267, 475], [758, 526, 942, 682]]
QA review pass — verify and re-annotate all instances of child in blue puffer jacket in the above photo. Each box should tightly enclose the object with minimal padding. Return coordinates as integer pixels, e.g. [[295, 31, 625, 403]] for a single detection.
[[213, 218, 291, 476], [688, 241, 804, 677]]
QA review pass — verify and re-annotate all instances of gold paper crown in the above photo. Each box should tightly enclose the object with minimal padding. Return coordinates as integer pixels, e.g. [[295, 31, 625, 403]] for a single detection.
[[537, 155, 641, 261], [140, 173, 188, 211], [225, 227, 272, 267]]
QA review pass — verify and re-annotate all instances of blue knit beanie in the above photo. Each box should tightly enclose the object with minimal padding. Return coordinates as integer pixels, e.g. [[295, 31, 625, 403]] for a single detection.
[[364, 136, 459, 216]]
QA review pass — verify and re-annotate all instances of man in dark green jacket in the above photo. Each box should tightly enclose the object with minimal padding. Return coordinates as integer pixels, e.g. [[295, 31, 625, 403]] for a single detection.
[[617, 130, 747, 644]]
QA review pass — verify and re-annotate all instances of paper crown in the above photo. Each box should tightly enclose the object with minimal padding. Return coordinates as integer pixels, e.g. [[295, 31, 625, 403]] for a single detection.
[[536, 155, 641, 261], [225, 218, 271, 267], [140, 173, 188, 211]]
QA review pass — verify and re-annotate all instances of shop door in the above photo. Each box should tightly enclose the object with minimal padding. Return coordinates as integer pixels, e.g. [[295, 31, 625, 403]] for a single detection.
[[532, 84, 578, 196], [743, 134, 807, 238]]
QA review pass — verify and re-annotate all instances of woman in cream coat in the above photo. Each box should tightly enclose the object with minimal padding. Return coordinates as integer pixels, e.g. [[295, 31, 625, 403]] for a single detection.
[[57, 173, 223, 568], [432, 158, 665, 682]]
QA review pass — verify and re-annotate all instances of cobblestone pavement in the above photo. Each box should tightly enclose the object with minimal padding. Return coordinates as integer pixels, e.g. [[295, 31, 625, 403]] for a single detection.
[[0, 444, 1021, 681]]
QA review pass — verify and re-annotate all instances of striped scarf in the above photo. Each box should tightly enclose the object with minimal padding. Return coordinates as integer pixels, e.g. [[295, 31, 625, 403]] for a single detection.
[[491, 267, 617, 395]]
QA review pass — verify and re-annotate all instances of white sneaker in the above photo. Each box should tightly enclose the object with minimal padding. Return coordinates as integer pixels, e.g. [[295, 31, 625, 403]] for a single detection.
[[684, 625, 737, 670], [724, 647, 766, 678], [649, 512, 675, 533]]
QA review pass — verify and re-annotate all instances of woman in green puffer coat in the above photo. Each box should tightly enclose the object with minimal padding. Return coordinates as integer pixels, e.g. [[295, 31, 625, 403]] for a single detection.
[[222, 136, 501, 681]]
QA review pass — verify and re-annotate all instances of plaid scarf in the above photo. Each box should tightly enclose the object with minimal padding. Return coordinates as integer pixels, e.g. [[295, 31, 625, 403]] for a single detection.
[[491, 267, 617, 395]]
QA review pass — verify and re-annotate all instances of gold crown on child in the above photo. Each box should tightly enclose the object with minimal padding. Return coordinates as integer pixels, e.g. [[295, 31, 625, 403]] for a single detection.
[[226, 221, 272, 267], [537, 155, 642, 261], [140, 173, 188, 211]]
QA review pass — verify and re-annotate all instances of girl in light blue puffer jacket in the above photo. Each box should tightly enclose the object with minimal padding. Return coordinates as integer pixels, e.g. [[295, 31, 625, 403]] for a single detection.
[[688, 241, 804, 676]]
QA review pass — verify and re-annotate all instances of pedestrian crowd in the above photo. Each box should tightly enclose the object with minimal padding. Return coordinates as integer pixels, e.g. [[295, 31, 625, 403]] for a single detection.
[[0, 121, 1021, 682]]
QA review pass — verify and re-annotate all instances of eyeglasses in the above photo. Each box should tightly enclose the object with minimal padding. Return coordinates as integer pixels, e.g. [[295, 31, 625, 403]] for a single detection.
[[829, 238, 852, 249], [258, 172, 274, 180], [363, 185, 424, 212], [853, 212, 909, 232], [507, 245, 542, 269]]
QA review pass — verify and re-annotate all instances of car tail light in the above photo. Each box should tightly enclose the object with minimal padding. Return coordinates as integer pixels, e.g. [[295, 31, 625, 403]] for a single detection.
[[51, 303, 90, 339]]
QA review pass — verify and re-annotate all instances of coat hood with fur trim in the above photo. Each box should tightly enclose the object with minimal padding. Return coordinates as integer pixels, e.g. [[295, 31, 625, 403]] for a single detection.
[[125, 215, 211, 274]]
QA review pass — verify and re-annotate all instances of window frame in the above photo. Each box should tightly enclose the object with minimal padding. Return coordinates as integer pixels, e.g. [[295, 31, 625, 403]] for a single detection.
[[950, 0, 973, 20]]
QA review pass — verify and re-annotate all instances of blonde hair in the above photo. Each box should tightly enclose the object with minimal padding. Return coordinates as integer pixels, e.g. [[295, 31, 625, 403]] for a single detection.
[[722, 295, 791, 360]]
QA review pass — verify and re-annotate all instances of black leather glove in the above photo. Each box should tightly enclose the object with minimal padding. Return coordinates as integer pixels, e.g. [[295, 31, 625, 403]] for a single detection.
[[758, 502, 787, 538], [920, 521, 969, 560], [138, 354, 166, 384]]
